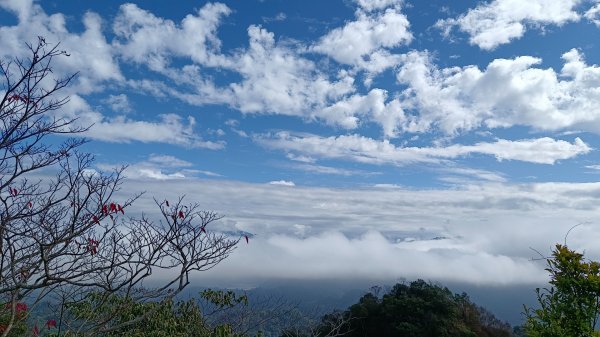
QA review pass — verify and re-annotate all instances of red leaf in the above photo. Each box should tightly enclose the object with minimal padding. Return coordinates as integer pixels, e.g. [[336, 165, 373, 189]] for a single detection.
[[92, 215, 99, 224], [102, 205, 108, 215], [28, 201, 32, 208], [87, 238, 99, 256], [117, 204, 124, 214], [178, 211, 184, 219], [33, 325, 39, 336], [46, 319, 57, 329], [109, 203, 116, 212], [15, 302, 27, 313]]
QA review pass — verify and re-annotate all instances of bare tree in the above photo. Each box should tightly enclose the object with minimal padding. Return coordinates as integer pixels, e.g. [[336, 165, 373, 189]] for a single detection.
[[201, 291, 300, 336], [279, 310, 354, 337], [0, 37, 238, 336]]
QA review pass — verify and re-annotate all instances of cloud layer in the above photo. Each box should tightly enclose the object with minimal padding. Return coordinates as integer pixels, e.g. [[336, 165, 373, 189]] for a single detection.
[[258, 132, 590, 165], [114, 176, 600, 286]]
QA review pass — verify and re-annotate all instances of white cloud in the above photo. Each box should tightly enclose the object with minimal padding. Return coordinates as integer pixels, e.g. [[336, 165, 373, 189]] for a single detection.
[[286, 153, 316, 163], [208, 231, 544, 285], [112, 2, 231, 70], [103, 94, 132, 113], [60, 95, 224, 149], [584, 3, 600, 26], [197, 170, 223, 177], [98, 154, 220, 180], [228, 25, 355, 127], [395, 49, 600, 135], [0, 1, 398, 136], [258, 132, 590, 165], [112, 177, 600, 285], [111, 7, 358, 129], [436, 0, 581, 50], [354, 0, 402, 12], [268, 180, 296, 186], [373, 183, 403, 188], [440, 167, 507, 183], [320, 89, 406, 137], [312, 6, 411, 72], [0, 2, 122, 93], [289, 163, 376, 176], [147, 154, 193, 168], [0, 0, 33, 22], [262, 12, 287, 23]]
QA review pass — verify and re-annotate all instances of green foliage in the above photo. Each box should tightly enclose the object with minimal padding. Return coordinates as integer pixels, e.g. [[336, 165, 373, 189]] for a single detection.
[[62, 290, 257, 337], [201, 289, 248, 309], [0, 303, 28, 337], [297, 280, 513, 337], [524, 244, 600, 337]]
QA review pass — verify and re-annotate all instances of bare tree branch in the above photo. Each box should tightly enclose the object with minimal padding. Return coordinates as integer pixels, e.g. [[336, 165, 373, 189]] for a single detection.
[[0, 37, 238, 336]]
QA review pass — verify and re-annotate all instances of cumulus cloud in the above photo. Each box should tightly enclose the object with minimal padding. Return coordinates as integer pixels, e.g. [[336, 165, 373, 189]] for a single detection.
[[395, 49, 600, 135], [0, 1, 122, 93], [258, 132, 590, 165], [111, 6, 359, 129], [0, 1, 229, 150], [112, 2, 231, 70], [436, 0, 581, 50], [227, 25, 355, 127], [320, 89, 405, 137], [312, 5, 411, 73]]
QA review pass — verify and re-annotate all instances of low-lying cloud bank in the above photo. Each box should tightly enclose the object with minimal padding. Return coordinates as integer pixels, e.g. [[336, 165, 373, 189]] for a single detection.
[[115, 177, 600, 286], [202, 231, 545, 286]]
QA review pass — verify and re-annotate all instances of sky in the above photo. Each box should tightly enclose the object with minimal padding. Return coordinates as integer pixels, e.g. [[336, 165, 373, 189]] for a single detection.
[[3, 0, 600, 290]]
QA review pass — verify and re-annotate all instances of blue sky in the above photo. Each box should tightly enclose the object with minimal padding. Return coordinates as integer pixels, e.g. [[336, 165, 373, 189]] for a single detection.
[[4, 0, 600, 287]]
